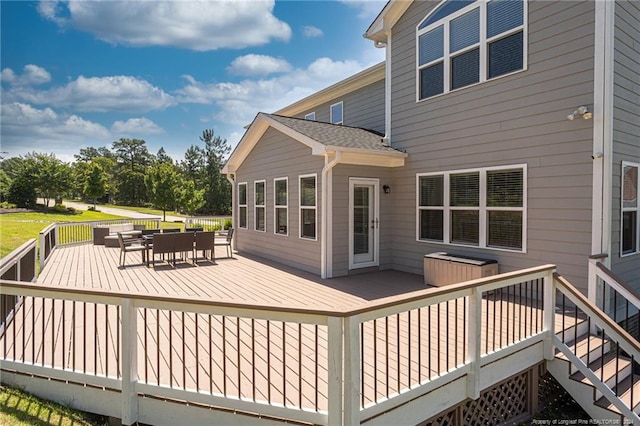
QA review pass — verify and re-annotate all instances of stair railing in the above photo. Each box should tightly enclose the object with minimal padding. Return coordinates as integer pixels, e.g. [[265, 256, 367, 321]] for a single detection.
[[594, 260, 640, 340], [554, 273, 640, 423]]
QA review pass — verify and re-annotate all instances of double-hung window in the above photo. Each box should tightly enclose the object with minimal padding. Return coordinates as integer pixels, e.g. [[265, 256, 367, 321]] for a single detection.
[[299, 174, 317, 240], [330, 102, 343, 125], [622, 162, 639, 256], [238, 182, 248, 229], [417, 165, 526, 251], [274, 177, 288, 235], [254, 180, 265, 232], [417, 0, 526, 100]]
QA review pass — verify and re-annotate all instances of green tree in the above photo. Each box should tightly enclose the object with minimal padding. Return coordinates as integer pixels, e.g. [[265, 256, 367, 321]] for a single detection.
[[84, 163, 108, 209], [112, 138, 152, 205], [23, 152, 72, 207], [145, 162, 180, 221], [180, 145, 205, 187], [7, 175, 36, 208], [179, 179, 206, 216], [0, 169, 11, 202], [200, 129, 231, 215], [155, 147, 173, 164]]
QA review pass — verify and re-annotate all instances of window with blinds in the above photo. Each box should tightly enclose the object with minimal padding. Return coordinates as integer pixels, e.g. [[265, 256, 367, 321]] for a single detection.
[[622, 162, 639, 256], [238, 182, 248, 229], [417, 0, 526, 100], [254, 180, 265, 232], [417, 165, 526, 251], [299, 174, 317, 240], [274, 178, 288, 235]]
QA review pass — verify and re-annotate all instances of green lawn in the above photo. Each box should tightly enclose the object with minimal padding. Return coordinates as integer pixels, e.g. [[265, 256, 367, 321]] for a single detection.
[[0, 386, 108, 426], [67, 200, 186, 218], [0, 209, 123, 258]]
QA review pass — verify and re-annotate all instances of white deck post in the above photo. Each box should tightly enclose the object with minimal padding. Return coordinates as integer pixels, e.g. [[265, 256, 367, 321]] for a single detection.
[[466, 287, 482, 399], [543, 270, 556, 360], [327, 316, 343, 426], [343, 315, 360, 425], [121, 298, 138, 425]]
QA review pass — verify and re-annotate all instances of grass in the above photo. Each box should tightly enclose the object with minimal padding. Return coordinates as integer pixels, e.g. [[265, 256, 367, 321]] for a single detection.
[[0, 209, 123, 258], [0, 385, 108, 426], [67, 200, 186, 218]]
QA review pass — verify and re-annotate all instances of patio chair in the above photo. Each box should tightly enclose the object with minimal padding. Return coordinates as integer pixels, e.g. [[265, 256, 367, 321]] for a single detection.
[[174, 232, 195, 265], [163, 228, 181, 233], [214, 228, 234, 258], [194, 231, 215, 262], [185, 227, 204, 232], [117, 232, 145, 267], [152, 233, 176, 267]]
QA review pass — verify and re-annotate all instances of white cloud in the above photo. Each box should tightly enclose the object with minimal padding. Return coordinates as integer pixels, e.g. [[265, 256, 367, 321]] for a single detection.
[[111, 117, 165, 136], [177, 57, 366, 126], [0, 65, 51, 86], [227, 54, 292, 77], [1, 102, 111, 158], [38, 0, 292, 51], [302, 25, 323, 38], [5, 75, 174, 113], [339, 0, 387, 20]]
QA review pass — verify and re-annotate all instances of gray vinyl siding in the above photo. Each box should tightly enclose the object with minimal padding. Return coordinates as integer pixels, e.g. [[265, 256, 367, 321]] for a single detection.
[[234, 127, 324, 274], [387, 0, 595, 292], [611, 0, 640, 289], [331, 164, 394, 277], [293, 79, 386, 134]]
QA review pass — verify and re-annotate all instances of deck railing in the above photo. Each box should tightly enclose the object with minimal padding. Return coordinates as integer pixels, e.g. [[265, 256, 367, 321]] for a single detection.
[[0, 264, 557, 425], [0, 239, 37, 333], [553, 273, 640, 423], [184, 216, 231, 231]]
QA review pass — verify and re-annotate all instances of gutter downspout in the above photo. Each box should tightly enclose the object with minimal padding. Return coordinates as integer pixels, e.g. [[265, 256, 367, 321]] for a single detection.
[[226, 173, 236, 250], [321, 152, 341, 279], [589, 0, 614, 304], [375, 32, 392, 145]]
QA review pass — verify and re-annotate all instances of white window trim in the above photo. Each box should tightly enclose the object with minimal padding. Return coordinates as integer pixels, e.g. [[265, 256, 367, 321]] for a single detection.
[[238, 182, 248, 229], [274, 177, 288, 236], [305, 112, 316, 121], [416, 164, 527, 253], [330, 101, 343, 125], [299, 173, 318, 241], [415, 0, 528, 102], [254, 179, 266, 233], [621, 161, 640, 257]]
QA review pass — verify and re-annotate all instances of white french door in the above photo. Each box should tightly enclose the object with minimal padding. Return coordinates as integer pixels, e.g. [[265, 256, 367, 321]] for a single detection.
[[349, 178, 379, 269]]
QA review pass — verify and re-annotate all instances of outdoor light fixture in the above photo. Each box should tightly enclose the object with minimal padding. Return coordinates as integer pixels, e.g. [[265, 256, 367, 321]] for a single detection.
[[383, 185, 391, 194], [567, 106, 592, 120]]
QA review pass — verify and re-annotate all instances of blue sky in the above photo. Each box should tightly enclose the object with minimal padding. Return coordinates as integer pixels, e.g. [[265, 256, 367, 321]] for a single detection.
[[1, 0, 385, 162]]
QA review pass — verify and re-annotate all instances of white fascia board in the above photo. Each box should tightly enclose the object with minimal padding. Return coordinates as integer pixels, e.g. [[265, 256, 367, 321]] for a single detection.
[[260, 114, 328, 155], [274, 63, 385, 117], [364, 0, 413, 44], [222, 116, 269, 174]]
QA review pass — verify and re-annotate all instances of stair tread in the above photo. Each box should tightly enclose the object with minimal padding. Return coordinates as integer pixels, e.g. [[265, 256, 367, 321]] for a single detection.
[[556, 333, 608, 361], [595, 374, 640, 414], [570, 352, 632, 385]]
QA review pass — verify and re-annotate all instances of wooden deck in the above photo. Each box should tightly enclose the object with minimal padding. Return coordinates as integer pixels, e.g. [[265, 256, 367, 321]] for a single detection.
[[1, 245, 576, 423]]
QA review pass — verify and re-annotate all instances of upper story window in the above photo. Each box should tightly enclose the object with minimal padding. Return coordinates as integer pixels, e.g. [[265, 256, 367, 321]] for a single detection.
[[417, 0, 526, 101], [254, 180, 266, 232], [330, 102, 343, 125], [305, 112, 316, 121], [417, 164, 526, 251], [622, 162, 639, 256], [274, 177, 288, 236], [238, 182, 248, 229]]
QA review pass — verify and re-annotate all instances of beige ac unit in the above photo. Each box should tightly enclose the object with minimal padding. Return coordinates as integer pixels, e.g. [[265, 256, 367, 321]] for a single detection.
[[424, 252, 499, 287]]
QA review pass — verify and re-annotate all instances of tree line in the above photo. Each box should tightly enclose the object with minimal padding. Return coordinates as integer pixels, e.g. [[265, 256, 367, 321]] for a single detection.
[[0, 130, 232, 219]]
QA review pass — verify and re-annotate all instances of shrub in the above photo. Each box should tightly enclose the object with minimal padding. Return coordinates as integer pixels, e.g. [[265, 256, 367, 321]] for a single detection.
[[224, 218, 232, 230], [7, 176, 36, 208], [50, 203, 68, 213], [0, 201, 17, 209]]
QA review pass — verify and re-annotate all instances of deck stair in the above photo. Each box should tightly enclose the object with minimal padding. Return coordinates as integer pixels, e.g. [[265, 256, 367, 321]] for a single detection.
[[548, 274, 640, 425]]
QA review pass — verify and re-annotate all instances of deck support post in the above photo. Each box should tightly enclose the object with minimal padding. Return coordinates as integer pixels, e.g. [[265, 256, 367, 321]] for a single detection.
[[466, 287, 482, 400], [343, 315, 360, 425], [327, 316, 343, 426], [543, 271, 556, 360], [121, 298, 138, 425]]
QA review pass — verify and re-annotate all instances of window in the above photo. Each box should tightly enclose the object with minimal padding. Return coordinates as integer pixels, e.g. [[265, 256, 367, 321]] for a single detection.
[[238, 182, 247, 229], [417, 0, 526, 100], [254, 180, 265, 232], [305, 112, 316, 120], [330, 102, 343, 125], [417, 165, 526, 251], [274, 177, 288, 235], [299, 174, 317, 239], [622, 162, 639, 256]]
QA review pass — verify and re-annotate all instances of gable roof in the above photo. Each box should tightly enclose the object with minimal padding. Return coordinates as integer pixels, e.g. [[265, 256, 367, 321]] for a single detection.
[[364, 1, 413, 44], [222, 113, 406, 174]]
